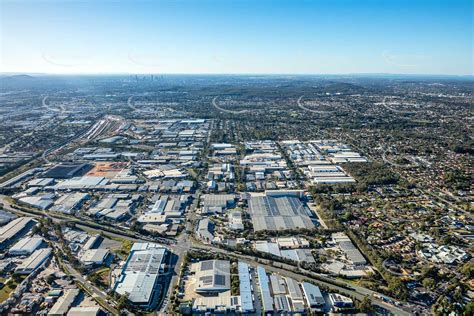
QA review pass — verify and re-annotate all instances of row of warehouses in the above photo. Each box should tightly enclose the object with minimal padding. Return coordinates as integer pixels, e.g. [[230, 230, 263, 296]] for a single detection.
[[0, 217, 52, 275], [258, 266, 353, 313]]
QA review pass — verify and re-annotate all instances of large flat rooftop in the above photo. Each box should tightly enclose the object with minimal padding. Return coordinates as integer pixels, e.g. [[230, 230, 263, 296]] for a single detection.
[[248, 192, 314, 231], [114, 242, 167, 307]]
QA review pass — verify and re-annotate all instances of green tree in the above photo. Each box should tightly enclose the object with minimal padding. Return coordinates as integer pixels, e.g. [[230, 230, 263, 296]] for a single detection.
[[357, 295, 373, 313], [422, 277, 435, 289]]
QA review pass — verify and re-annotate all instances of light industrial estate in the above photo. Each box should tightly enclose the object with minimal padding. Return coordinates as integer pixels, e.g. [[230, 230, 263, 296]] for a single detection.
[[0, 74, 471, 315]]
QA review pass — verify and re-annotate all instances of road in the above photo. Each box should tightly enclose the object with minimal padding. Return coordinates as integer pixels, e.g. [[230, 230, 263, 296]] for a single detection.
[[152, 183, 416, 316], [212, 96, 250, 114], [52, 242, 117, 314], [0, 195, 175, 245], [1, 192, 421, 315], [0, 117, 425, 315], [158, 191, 201, 315], [296, 95, 331, 114], [190, 243, 414, 316], [0, 171, 427, 316]]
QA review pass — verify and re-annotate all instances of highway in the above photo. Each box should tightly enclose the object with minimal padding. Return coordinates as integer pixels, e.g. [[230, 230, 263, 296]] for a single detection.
[[0, 122, 425, 315], [153, 183, 418, 315], [189, 242, 414, 316], [0, 195, 175, 246], [296, 95, 331, 114], [212, 96, 250, 114], [1, 189, 423, 315]]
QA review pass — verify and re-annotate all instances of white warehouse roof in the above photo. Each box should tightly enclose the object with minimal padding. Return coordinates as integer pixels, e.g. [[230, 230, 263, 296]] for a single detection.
[[9, 236, 43, 255]]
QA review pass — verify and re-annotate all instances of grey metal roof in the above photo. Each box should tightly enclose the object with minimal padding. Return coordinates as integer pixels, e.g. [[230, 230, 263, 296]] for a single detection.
[[257, 267, 273, 312], [238, 262, 254, 312], [195, 260, 230, 293], [114, 243, 167, 305], [249, 195, 314, 231]]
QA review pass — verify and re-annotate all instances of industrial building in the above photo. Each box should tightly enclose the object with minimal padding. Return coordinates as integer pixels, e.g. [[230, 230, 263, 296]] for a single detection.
[[194, 260, 230, 294], [0, 168, 43, 189], [67, 306, 102, 316], [255, 237, 314, 262], [248, 191, 314, 231], [201, 194, 236, 213], [0, 217, 36, 249], [228, 210, 244, 231], [301, 282, 325, 310], [79, 249, 110, 267], [88, 195, 136, 221], [257, 267, 273, 312], [329, 293, 353, 309], [83, 235, 103, 250], [9, 236, 43, 256], [15, 248, 51, 274], [42, 163, 92, 179], [280, 249, 316, 263], [54, 176, 110, 190], [113, 242, 168, 309], [47, 289, 80, 316], [285, 277, 306, 312], [191, 260, 251, 313], [273, 294, 291, 313], [27, 178, 55, 188], [18, 194, 55, 210], [51, 192, 89, 214], [332, 232, 367, 266], [196, 218, 214, 243], [238, 262, 254, 313]]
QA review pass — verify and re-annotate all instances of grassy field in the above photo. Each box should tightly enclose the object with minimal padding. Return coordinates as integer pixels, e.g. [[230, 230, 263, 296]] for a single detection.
[[113, 239, 133, 260], [0, 275, 26, 303], [92, 267, 111, 288]]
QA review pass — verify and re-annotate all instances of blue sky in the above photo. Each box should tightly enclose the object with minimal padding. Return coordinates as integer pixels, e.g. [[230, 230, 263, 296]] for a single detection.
[[1, 0, 472, 75]]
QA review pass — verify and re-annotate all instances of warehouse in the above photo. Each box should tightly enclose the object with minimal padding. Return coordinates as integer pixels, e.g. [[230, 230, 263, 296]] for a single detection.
[[280, 249, 316, 263], [9, 236, 43, 256], [196, 218, 214, 243], [83, 235, 103, 250], [193, 294, 241, 313], [27, 178, 55, 187], [301, 282, 325, 309], [48, 289, 80, 316], [248, 192, 314, 231], [201, 194, 236, 210], [0, 168, 42, 189], [329, 293, 353, 308], [238, 262, 254, 313], [18, 194, 55, 210], [255, 241, 281, 257], [274, 294, 291, 313], [15, 248, 51, 274], [270, 274, 287, 295], [51, 192, 89, 214], [114, 242, 167, 308], [332, 233, 367, 266], [68, 306, 102, 316], [54, 176, 110, 190], [79, 249, 110, 267], [285, 277, 304, 302], [194, 260, 230, 294], [42, 163, 92, 179], [228, 210, 244, 231], [0, 217, 36, 249], [257, 267, 273, 312], [0, 210, 15, 225]]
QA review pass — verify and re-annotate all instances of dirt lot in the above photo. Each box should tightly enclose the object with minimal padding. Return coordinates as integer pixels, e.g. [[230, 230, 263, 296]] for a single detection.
[[85, 162, 129, 178]]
